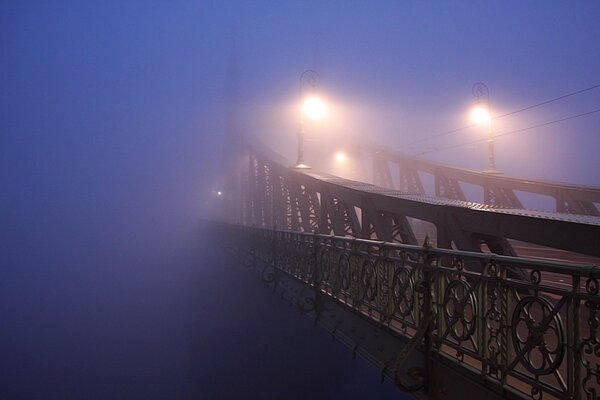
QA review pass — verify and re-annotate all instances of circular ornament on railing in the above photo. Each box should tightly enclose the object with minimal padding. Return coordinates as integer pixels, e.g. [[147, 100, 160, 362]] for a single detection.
[[261, 264, 276, 283], [443, 280, 477, 342], [338, 253, 351, 292], [485, 304, 502, 332], [487, 261, 499, 277], [362, 258, 377, 302], [243, 251, 256, 268], [450, 258, 464, 271], [393, 265, 415, 318], [530, 385, 542, 400], [456, 349, 464, 362], [320, 250, 331, 283], [292, 240, 302, 275], [581, 338, 600, 365], [302, 248, 316, 282], [277, 242, 292, 274], [530, 270, 541, 285], [327, 252, 343, 295], [296, 286, 317, 313], [586, 277, 599, 296], [511, 296, 565, 376]]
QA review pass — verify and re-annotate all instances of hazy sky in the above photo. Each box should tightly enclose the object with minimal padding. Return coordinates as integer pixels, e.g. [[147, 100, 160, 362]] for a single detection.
[[2, 2, 599, 399]]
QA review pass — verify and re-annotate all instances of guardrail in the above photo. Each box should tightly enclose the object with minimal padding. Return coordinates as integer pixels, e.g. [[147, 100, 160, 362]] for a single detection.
[[221, 223, 600, 399]]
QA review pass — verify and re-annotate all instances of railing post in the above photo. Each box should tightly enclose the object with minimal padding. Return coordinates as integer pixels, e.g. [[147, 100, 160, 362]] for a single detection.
[[571, 275, 581, 399], [500, 263, 509, 387], [421, 240, 434, 394]]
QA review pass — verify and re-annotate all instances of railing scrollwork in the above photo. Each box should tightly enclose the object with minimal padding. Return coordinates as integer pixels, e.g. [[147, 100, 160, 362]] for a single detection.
[[220, 223, 600, 399]]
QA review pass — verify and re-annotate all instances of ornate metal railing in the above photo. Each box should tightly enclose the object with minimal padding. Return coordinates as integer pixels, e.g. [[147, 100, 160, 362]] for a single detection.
[[222, 223, 600, 400]]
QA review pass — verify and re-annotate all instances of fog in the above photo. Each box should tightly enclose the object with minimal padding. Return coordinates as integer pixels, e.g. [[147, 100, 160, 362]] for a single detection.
[[2, 2, 599, 399]]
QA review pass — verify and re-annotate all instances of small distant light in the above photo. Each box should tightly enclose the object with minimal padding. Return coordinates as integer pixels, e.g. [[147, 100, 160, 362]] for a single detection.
[[471, 106, 491, 124], [335, 151, 346, 163], [217, 191, 222, 196]]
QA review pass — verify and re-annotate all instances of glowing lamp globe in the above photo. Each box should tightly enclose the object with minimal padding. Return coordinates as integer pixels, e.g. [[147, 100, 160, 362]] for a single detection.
[[302, 96, 327, 120], [335, 151, 346, 163], [471, 106, 491, 124]]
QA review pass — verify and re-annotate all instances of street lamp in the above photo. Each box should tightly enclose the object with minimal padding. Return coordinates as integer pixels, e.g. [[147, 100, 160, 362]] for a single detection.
[[335, 150, 346, 164], [294, 70, 327, 169], [471, 82, 498, 173]]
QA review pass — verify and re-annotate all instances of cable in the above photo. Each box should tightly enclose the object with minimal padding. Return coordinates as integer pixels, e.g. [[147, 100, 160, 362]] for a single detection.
[[494, 83, 600, 119], [414, 107, 600, 156], [407, 123, 474, 146], [406, 83, 600, 147]]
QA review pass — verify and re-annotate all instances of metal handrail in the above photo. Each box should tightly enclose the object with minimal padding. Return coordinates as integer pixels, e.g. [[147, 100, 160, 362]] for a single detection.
[[220, 222, 600, 400]]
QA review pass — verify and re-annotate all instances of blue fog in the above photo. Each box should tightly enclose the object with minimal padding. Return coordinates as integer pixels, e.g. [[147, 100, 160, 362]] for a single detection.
[[2, 1, 599, 399]]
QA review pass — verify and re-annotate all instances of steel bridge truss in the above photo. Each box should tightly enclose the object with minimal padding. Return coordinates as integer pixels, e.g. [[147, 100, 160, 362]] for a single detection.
[[232, 147, 599, 259], [367, 147, 600, 216], [219, 223, 600, 400]]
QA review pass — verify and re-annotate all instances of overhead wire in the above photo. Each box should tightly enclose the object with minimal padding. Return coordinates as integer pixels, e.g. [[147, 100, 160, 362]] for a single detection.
[[494, 83, 600, 119], [406, 83, 600, 147], [415, 107, 600, 156]]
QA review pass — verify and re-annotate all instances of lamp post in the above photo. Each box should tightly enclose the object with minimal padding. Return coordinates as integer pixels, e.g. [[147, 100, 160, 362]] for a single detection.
[[471, 82, 498, 173], [294, 70, 326, 169]]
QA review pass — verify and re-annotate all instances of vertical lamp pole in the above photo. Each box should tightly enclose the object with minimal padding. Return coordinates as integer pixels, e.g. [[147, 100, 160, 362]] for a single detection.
[[472, 82, 497, 173], [295, 70, 321, 169]]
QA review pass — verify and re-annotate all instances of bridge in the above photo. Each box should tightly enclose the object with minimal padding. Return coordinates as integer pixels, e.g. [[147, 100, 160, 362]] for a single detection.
[[209, 137, 600, 400]]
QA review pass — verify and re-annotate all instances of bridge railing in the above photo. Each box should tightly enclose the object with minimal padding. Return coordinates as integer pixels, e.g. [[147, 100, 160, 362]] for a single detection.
[[223, 223, 600, 400]]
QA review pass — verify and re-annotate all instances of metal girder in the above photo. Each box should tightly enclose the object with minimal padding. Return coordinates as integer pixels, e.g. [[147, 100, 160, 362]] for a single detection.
[[360, 196, 393, 241], [301, 185, 317, 232], [272, 173, 289, 230], [434, 169, 466, 201], [373, 155, 394, 189], [435, 212, 480, 252], [556, 190, 600, 216], [391, 213, 418, 245], [398, 161, 425, 195], [290, 182, 312, 232], [364, 145, 600, 216], [306, 189, 321, 231], [319, 187, 346, 236], [475, 234, 517, 257], [338, 200, 362, 237], [240, 143, 600, 257], [484, 186, 523, 208]]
